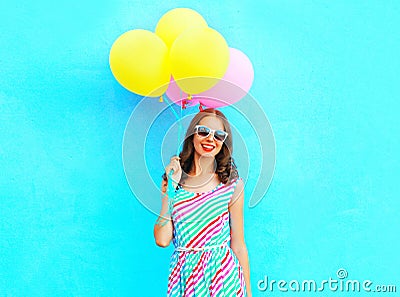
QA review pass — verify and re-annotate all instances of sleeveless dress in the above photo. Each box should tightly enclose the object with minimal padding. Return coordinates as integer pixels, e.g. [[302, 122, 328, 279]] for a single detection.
[[167, 177, 247, 297]]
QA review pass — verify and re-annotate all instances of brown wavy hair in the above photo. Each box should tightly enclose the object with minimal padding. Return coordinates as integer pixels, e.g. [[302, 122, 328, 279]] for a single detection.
[[162, 108, 239, 186]]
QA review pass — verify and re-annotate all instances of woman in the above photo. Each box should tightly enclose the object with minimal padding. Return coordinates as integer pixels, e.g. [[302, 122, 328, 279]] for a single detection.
[[154, 108, 252, 296]]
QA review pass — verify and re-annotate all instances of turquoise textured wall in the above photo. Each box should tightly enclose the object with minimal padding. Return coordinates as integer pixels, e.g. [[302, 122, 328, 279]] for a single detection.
[[1, 1, 399, 296]]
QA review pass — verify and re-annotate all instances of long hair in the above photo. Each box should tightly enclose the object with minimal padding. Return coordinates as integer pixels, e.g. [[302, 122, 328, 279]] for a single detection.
[[162, 108, 239, 185]]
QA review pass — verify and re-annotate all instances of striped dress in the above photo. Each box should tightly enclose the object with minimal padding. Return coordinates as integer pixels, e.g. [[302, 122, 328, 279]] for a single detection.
[[167, 177, 247, 296]]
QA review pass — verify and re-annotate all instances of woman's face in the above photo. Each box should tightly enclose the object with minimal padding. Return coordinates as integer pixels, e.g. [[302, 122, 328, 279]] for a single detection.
[[192, 116, 226, 158]]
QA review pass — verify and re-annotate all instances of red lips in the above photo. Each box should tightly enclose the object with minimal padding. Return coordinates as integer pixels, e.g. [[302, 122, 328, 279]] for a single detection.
[[201, 143, 215, 152]]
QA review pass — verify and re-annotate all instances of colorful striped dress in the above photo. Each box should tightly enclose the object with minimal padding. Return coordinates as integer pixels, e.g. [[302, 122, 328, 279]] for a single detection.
[[167, 177, 247, 296]]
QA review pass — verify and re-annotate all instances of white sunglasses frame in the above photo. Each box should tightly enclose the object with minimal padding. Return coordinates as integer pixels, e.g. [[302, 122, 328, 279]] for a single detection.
[[194, 125, 229, 142]]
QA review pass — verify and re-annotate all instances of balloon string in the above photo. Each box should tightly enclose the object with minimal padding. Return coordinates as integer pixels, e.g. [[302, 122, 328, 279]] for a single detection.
[[163, 93, 183, 157], [178, 88, 184, 154], [160, 92, 184, 212]]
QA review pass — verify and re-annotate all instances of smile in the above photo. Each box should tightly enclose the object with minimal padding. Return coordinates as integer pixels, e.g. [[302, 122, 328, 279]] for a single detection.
[[201, 144, 215, 151]]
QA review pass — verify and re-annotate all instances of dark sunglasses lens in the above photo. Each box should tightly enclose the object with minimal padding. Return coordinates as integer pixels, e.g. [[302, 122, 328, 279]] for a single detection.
[[197, 126, 210, 137], [214, 131, 227, 141]]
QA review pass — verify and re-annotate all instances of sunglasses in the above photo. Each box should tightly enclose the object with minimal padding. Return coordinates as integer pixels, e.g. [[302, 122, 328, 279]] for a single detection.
[[194, 125, 228, 142]]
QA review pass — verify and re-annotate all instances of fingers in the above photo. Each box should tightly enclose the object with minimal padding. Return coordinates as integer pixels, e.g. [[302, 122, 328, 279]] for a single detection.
[[170, 156, 180, 162], [166, 156, 182, 176], [169, 157, 181, 170], [166, 163, 180, 175], [166, 165, 175, 175]]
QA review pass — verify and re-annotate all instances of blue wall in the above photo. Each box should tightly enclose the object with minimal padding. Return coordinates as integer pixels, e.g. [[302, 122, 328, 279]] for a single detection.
[[1, 1, 399, 296]]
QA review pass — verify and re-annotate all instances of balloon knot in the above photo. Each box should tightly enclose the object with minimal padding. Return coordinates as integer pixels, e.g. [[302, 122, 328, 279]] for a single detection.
[[182, 99, 187, 109], [159, 96, 163, 103], [199, 104, 204, 112], [187, 94, 192, 100]]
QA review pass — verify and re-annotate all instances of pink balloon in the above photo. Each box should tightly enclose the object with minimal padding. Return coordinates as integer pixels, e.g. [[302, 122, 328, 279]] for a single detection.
[[165, 76, 199, 108], [198, 47, 254, 108], [165, 48, 253, 109]]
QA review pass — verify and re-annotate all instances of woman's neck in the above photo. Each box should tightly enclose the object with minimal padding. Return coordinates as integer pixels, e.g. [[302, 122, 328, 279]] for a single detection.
[[189, 153, 216, 177]]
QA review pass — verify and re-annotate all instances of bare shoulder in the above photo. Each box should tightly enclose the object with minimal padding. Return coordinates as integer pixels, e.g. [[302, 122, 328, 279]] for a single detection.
[[228, 178, 245, 208]]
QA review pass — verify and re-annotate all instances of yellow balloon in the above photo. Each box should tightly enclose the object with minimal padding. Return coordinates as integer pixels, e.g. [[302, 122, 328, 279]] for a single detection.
[[169, 27, 230, 94], [109, 29, 170, 97], [155, 8, 208, 49]]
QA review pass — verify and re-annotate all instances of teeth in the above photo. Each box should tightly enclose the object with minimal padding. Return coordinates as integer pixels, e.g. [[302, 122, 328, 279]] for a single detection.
[[202, 144, 214, 149]]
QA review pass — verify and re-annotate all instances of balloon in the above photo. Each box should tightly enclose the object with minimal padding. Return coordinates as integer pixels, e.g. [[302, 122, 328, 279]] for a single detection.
[[198, 48, 254, 108], [109, 29, 170, 97], [167, 48, 254, 108], [155, 8, 208, 49], [165, 76, 199, 107], [169, 27, 229, 94]]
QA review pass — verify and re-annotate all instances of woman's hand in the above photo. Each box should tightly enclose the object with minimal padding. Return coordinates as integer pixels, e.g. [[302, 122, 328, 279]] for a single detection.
[[165, 156, 182, 184]]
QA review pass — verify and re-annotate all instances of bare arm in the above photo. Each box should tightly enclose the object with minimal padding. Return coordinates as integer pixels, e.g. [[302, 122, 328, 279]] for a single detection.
[[153, 178, 173, 247], [229, 179, 252, 297]]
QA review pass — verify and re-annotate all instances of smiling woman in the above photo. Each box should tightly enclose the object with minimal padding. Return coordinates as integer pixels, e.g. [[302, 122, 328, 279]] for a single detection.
[[154, 108, 252, 296]]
